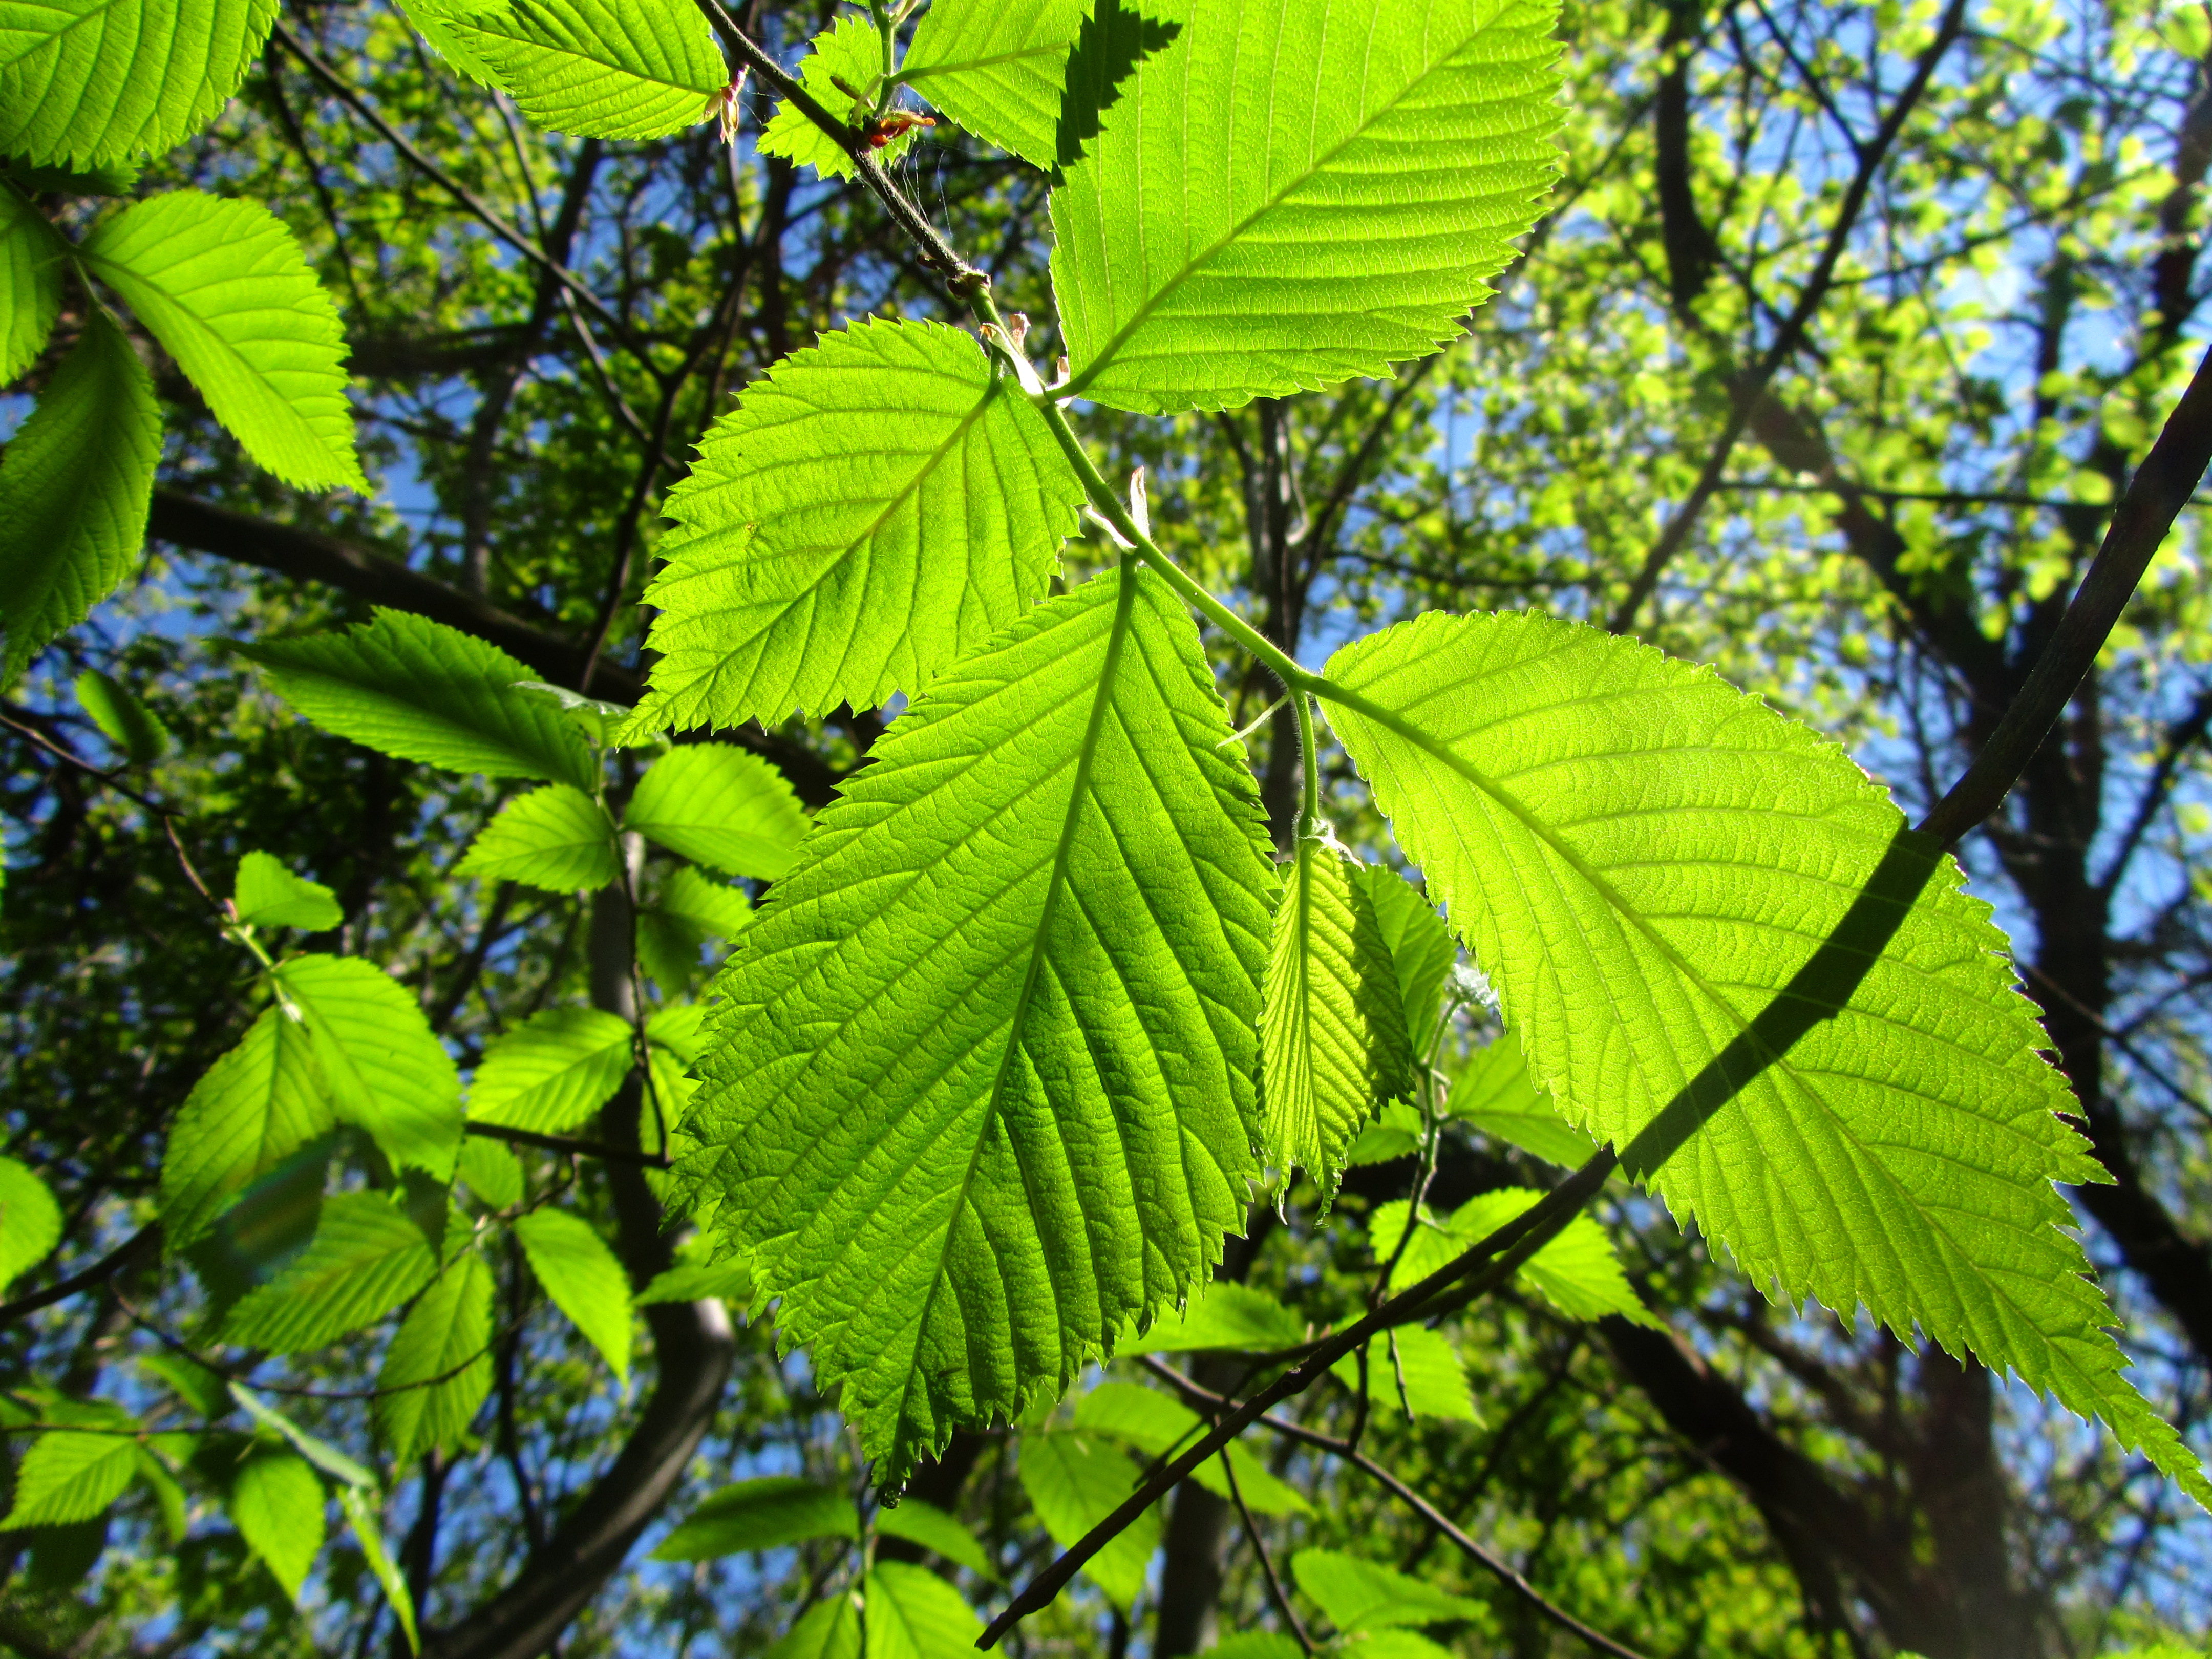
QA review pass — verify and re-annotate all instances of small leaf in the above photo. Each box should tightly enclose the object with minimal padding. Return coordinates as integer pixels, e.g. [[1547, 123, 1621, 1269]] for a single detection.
[[0, 183, 66, 381], [0, 311, 160, 682], [232, 851, 344, 931], [0, 1431, 142, 1527], [651, 1476, 858, 1560], [1328, 1326, 1478, 1423], [1357, 866, 1455, 1062], [235, 610, 598, 790], [1368, 1193, 1650, 1326], [1260, 834, 1411, 1201], [456, 784, 620, 892], [229, 1449, 325, 1603], [377, 1250, 495, 1464], [339, 1486, 420, 1655], [456, 1137, 524, 1209], [419, 0, 726, 140], [1445, 1037, 1593, 1168], [759, 16, 911, 179], [635, 1254, 751, 1307], [275, 954, 465, 1179], [864, 1561, 983, 1659], [1119, 1280, 1304, 1355], [512, 1208, 632, 1381], [228, 1384, 378, 1489], [900, 0, 1087, 168], [469, 1006, 634, 1136], [656, 866, 752, 935], [1016, 1433, 1159, 1607], [222, 1192, 437, 1353], [159, 1006, 332, 1247], [1291, 1548, 1484, 1634], [139, 1352, 230, 1418], [1074, 1381, 1307, 1513], [875, 1499, 995, 1578], [74, 668, 168, 764], [0, 0, 279, 165], [82, 190, 364, 491], [624, 746, 806, 880], [0, 1155, 62, 1290]]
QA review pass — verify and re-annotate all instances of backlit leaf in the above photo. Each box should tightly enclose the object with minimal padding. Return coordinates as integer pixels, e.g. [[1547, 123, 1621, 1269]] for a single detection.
[[1328, 1325, 1478, 1422], [469, 1007, 633, 1136], [223, 1192, 437, 1353], [1016, 1432, 1159, 1607], [0, 182, 64, 379], [1292, 1548, 1484, 1634], [625, 746, 806, 880], [0, 1155, 61, 1290], [1445, 1036, 1593, 1168], [339, 1486, 419, 1654], [232, 851, 343, 931], [651, 1476, 857, 1560], [1, 1431, 141, 1527], [759, 16, 909, 179], [901, 0, 1086, 167], [513, 1207, 632, 1381], [1358, 866, 1455, 1063], [274, 954, 464, 1179], [456, 784, 620, 892], [874, 1499, 995, 1578], [376, 1250, 494, 1464], [1118, 1279, 1304, 1355], [421, 0, 724, 139], [864, 1561, 982, 1659], [229, 1450, 323, 1603], [74, 667, 168, 764], [1074, 1381, 1308, 1512], [159, 1006, 332, 1248]]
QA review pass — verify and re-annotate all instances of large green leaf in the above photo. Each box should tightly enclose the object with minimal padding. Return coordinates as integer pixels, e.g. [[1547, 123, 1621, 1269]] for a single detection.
[[624, 319, 1083, 735], [681, 568, 1274, 1480], [1, 1430, 141, 1527], [651, 1476, 857, 1561], [1260, 834, 1410, 1199], [901, 0, 1085, 168], [1016, 1432, 1159, 1607], [82, 190, 364, 491], [228, 1450, 324, 1603], [0, 310, 160, 680], [421, 0, 725, 140], [1320, 609, 2211, 1505], [274, 954, 465, 1179], [0, 1155, 61, 1290], [1445, 1035, 1592, 1167], [236, 610, 598, 790], [0, 182, 64, 380], [376, 1250, 494, 1464], [624, 745, 806, 879], [864, 1562, 982, 1659], [0, 0, 278, 165], [468, 1006, 634, 1136], [455, 785, 620, 892], [158, 1005, 331, 1247], [223, 1193, 437, 1353], [1050, 0, 1563, 414], [513, 1207, 632, 1381]]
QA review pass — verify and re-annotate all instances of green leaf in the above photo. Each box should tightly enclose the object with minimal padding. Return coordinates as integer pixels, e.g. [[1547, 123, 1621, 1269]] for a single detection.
[[81, 190, 364, 491], [1016, 1432, 1159, 1607], [160, 1006, 333, 1248], [1074, 1381, 1308, 1513], [875, 1499, 995, 1578], [656, 866, 752, 935], [625, 746, 806, 880], [0, 1431, 141, 1527], [1448, 1188, 1652, 1324], [234, 610, 598, 791], [1050, 0, 1564, 414], [1261, 834, 1411, 1200], [140, 1352, 229, 1418], [625, 318, 1084, 735], [768, 1594, 861, 1659], [456, 784, 620, 892], [0, 0, 278, 165], [512, 1207, 632, 1381], [635, 1254, 751, 1306], [0, 182, 65, 380], [74, 667, 168, 764], [759, 16, 909, 180], [223, 1192, 438, 1353], [1120, 1279, 1304, 1355], [0, 1155, 61, 1290], [1291, 1547, 1484, 1634], [1328, 1325, 1477, 1423], [232, 851, 343, 931], [1344, 1100, 1420, 1167], [0, 310, 160, 682], [900, 0, 1087, 168], [421, 0, 726, 140], [339, 1485, 420, 1655], [1045, 0, 1181, 174], [456, 1137, 524, 1210], [376, 1250, 494, 1464], [469, 1006, 634, 1135], [864, 1561, 983, 1659], [274, 954, 465, 1179], [651, 1476, 858, 1561], [1445, 1036, 1593, 1168], [228, 1383, 378, 1489], [229, 1449, 324, 1603], [1321, 610, 2210, 1503], [682, 568, 1275, 1480], [1357, 867, 1455, 1063]]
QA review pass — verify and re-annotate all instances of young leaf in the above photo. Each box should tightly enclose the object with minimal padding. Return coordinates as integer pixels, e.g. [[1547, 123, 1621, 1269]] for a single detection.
[[456, 1136, 524, 1209], [1322, 610, 2209, 1503], [228, 1449, 324, 1603], [274, 954, 465, 1179], [1358, 866, 1456, 1062], [1369, 1193, 1647, 1325], [159, 1006, 333, 1247], [767, 1594, 861, 1659], [624, 746, 806, 880], [650, 1476, 859, 1561], [759, 16, 911, 179], [1291, 1548, 1484, 1634], [234, 610, 598, 791], [1, 1430, 142, 1527], [229, 1383, 378, 1489], [0, 0, 279, 166], [1344, 1100, 1421, 1167], [1260, 833, 1411, 1199], [232, 851, 344, 931], [1073, 1381, 1308, 1513], [455, 784, 620, 892], [1328, 1326, 1478, 1423], [1050, 0, 1564, 414], [624, 319, 1084, 736], [874, 1499, 995, 1578], [419, 0, 726, 140], [1, 183, 66, 381], [339, 1486, 420, 1655], [656, 866, 752, 936], [682, 568, 1275, 1480], [0, 311, 160, 681], [376, 1250, 493, 1464], [0, 1155, 61, 1290], [900, 0, 1087, 168], [81, 190, 365, 491], [223, 1193, 437, 1352], [1446, 1037, 1594, 1168], [468, 1007, 633, 1136], [512, 1208, 632, 1381], [74, 668, 169, 764], [1016, 1433, 1160, 1607], [1118, 1279, 1304, 1355], [865, 1561, 984, 1659]]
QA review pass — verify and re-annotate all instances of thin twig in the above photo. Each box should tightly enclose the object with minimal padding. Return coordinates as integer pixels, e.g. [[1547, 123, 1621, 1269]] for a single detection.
[[465, 1120, 671, 1169], [0, 1224, 161, 1328], [1216, 1445, 1314, 1656]]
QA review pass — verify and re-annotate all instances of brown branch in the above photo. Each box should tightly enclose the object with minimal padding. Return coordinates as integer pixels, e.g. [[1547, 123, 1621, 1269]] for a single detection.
[[463, 1121, 669, 1171]]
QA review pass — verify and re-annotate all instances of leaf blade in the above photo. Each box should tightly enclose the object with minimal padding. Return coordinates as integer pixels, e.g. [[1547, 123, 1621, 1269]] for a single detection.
[[222, 1192, 438, 1353], [513, 1207, 632, 1381], [376, 1250, 495, 1464], [624, 745, 807, 879], [456, 785, 620, 892]]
